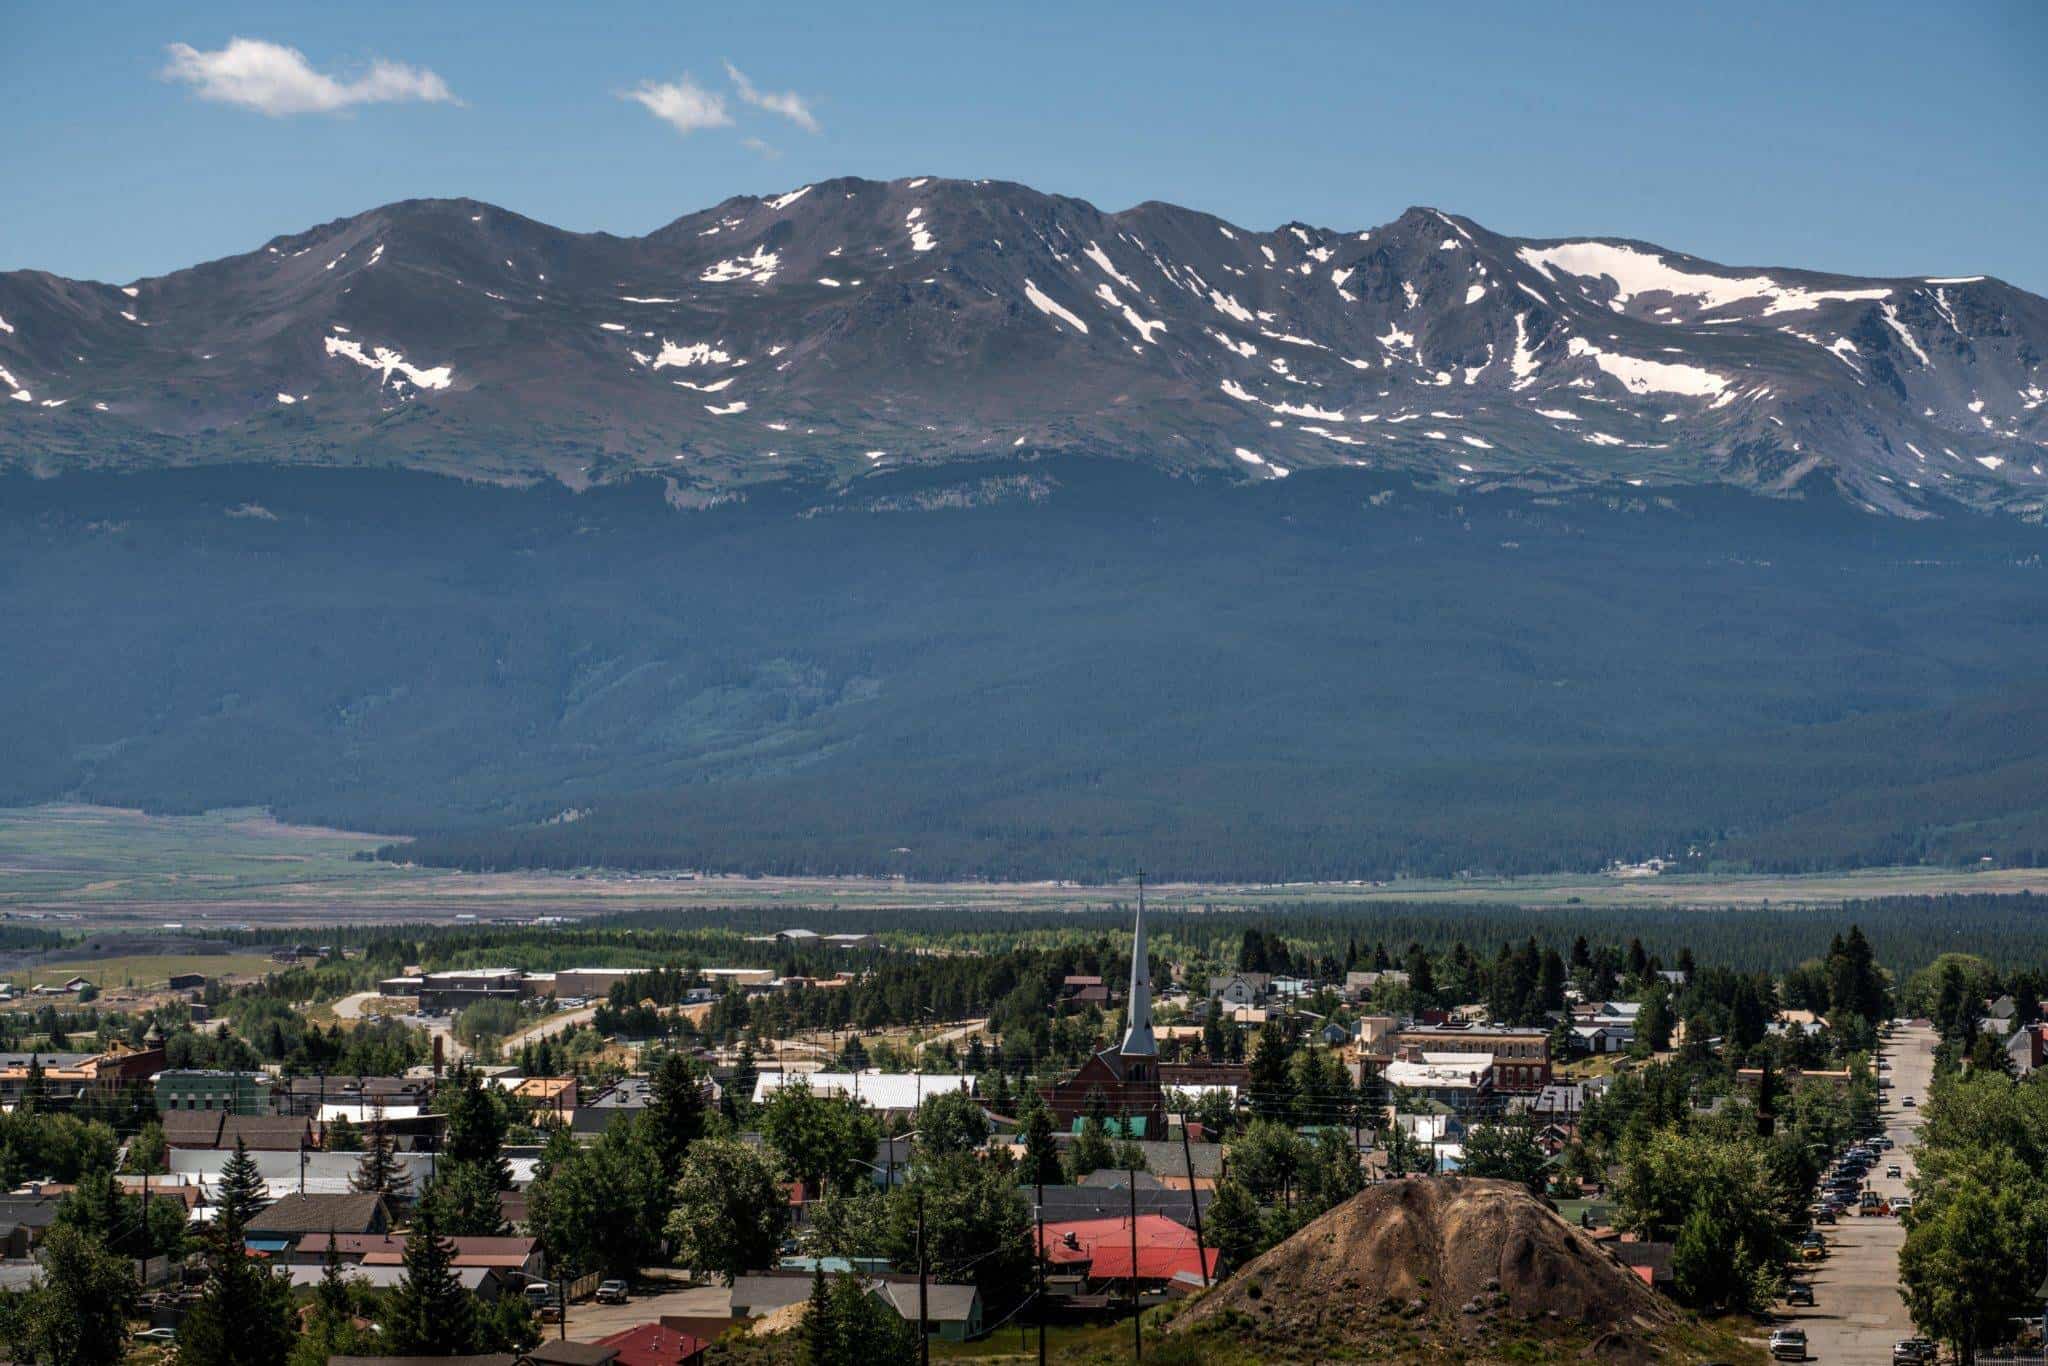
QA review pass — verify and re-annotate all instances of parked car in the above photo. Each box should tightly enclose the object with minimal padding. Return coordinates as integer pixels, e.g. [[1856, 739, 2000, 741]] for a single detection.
[[1814, 1207, 1837, 1224], [1786, 1283, 1816, 1306], [1886, 1165, 1902, 1178], [1893, 1338, 1935, 1364], [134, 1328, 178, 1345], [1771, 1327, 1809, 1361], [1881, 1137, 1895, 1149], [1892, 1195, 1914, 1213], [595, 1280, 629, 1305], [1902, 1096, 1916, 1107]]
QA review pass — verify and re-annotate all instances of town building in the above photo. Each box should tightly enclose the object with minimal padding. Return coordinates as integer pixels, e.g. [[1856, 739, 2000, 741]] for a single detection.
[[1041, 889, 1167, 1137], [1392, 1025, 1551, 1093], [154, 1068, 277, 1115]]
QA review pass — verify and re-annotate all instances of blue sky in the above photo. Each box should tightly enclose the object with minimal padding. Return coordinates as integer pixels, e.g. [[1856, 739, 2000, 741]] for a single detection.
[[7, 1, 2045, 291]]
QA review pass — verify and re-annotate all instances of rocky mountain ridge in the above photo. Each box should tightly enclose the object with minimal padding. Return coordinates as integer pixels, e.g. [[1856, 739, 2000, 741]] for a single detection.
[[3, 175, 2044, 516]]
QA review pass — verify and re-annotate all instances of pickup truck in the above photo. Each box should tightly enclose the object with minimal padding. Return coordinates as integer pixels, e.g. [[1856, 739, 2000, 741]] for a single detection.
[[1771, 1327, 1809, 1361]]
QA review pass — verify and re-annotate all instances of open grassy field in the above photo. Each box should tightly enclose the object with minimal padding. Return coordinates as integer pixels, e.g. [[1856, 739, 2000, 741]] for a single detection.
[[10, 952, 276, 991], [2, 803, 2046, 930]]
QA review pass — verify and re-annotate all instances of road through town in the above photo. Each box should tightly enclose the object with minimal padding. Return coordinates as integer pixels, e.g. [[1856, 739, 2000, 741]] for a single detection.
[[1778, 1021, 1935, 1364]]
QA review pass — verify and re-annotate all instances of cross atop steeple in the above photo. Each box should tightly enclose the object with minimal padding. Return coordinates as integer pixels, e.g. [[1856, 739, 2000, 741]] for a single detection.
[[1119, 870, 1156, 1058]]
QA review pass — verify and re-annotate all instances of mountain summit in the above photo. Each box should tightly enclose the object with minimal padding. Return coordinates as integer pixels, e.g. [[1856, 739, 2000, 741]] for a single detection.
[[3, 176, 2043, 515]]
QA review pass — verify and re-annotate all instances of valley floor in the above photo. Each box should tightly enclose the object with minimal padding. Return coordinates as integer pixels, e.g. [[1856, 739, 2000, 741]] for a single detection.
[[3, 804, 2046, 930]]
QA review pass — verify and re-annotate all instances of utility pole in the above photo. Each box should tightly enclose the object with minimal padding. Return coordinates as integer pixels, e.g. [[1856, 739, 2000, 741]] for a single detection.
[[1129, 1154, 1142, 1361], [1035, 1188, 1048, 1366], [917, 1183, 930, 1366], [1179, 1121, 1209, 1284]]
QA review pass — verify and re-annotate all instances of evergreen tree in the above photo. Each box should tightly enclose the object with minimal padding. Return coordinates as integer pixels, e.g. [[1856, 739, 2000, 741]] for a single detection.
[[216, 1135, 266, 1230], [1206, 1179, 1264, 1271], [645, 1051, 709, 1182], [383, 1201, 476, 1355], [1018, 1091, 1063, 1189], [350, 1103, 409, 1198], [1067, 1116, 1113, 1179], [177, 1212, 296, 1366], [802, 1267, 838, 1365]]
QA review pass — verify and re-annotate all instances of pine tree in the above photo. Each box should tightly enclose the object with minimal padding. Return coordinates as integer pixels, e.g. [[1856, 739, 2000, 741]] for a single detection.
[[801, 1266, 839, 1364], [646, 1051, 708, 1181], [216, 1135, 266, 1230], [383, 1201, 477, 1354], [350, 1101, 409, 1198], [1019, 1091, 1063, 1189], [177, 1206, 297, 1366]]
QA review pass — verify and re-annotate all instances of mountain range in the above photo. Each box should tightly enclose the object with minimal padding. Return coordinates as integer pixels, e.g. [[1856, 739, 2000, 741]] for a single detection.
[[4, 177, 2045, 517]]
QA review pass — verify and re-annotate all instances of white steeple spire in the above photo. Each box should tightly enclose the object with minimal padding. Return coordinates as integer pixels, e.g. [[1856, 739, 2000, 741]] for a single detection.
[[1119, 871, 1156, 1058]]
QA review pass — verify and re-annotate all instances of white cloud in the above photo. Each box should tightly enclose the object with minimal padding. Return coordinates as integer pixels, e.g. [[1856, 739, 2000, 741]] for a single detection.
[[724, 61, 819, 133], [161, 37, 457, 117], [623, 75, 732, 136], [741, 136, 782, 160]]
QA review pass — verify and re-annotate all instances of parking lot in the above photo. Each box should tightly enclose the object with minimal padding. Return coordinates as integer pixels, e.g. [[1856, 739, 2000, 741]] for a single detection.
[[1775, 1021, 1934, 1363]]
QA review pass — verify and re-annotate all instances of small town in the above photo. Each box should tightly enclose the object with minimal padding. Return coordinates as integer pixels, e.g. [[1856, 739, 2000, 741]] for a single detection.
[[0, 892, 2022, 1365]]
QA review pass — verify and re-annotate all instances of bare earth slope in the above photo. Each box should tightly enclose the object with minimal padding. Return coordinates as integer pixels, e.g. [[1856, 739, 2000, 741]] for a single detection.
[[1173, 1177, 1682, 1363]]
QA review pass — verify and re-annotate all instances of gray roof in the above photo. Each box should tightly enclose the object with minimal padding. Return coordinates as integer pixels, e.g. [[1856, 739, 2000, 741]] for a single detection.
[[525, 1343, 620, 1366], [246, 1192, 388, 1235], [877, 1280, 979, 1323], [1028, 1185, 1209, 1224], [0, 1199, 61, 1229]]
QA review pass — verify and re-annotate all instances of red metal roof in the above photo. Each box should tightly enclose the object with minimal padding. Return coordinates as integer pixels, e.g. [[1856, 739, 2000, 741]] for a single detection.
[[1036, 1215, 1213, 1283], [595, 1323, 707, 1366]]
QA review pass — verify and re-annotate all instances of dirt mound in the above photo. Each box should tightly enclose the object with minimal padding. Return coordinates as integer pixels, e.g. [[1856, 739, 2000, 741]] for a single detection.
[[1172, 1177, 1679, 1363]]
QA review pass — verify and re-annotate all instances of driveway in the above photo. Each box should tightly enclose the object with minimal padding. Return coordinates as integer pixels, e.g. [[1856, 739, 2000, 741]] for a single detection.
[[1777, 1021, 1936, 1363]]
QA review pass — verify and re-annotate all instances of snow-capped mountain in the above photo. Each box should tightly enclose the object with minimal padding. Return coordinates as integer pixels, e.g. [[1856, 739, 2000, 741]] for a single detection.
[[3, 176, 2044, 515]]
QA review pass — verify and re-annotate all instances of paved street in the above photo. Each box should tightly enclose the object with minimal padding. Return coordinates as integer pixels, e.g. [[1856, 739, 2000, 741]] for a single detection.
[[1778, 1021, 1936, 1364]]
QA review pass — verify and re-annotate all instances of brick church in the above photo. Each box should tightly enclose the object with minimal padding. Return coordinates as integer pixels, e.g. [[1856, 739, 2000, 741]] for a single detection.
[[1041, 884, 1168, 1137]]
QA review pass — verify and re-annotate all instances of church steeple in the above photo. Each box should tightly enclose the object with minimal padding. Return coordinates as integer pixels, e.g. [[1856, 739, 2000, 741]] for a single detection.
[[1119, 871, 1156, 1058]]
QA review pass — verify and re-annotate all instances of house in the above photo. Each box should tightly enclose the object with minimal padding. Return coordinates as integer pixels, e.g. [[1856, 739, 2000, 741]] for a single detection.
[[1061, 975, 1111, 1006], [821, 933, 880, 952], [244, 1192, 392, 1255], [294, 1233, 543, 1277], [298, 1264, 511, 1302], [728, 1272, 982, 1342], [573, 1076, 652, 1135], [2007, 1022, 2048, 1077], [874, 1280, 983, 1341], [526, 1344, 619, 1366], [164, 1112, 316, 1151], [1570, 1023, 1634, 1055], [1206, 973, 1269, 1007], [1037, 1214, 1215, 1288], [166, 972, 208, 992], [1026, 1184, 1213, 1227], [1343, 969, 1410, 998], [595, 1324, 708, 1366], [1609, 1239, 1675, 1289], [0, 1196, 62, 1257]]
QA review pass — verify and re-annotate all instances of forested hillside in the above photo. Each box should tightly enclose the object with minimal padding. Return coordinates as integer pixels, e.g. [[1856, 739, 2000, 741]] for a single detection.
[[4, 458, 2046, 880]]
